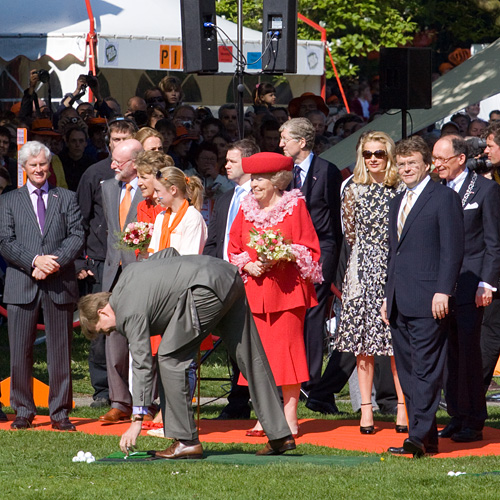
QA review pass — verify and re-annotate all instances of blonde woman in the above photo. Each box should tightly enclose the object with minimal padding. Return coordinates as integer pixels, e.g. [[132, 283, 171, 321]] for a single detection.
[[333, 131, 407, 435], [148, 166, 207, 255]]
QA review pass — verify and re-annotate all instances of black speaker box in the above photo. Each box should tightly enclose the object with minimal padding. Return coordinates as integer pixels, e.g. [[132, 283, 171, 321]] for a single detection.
[[180, 0, 218, 73], [379, 47, 432, 110], [262, 0, 297, 73]]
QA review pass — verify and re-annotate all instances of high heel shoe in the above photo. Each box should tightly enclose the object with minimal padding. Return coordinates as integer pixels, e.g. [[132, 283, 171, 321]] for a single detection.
[[246, 429, 266, 437], [360, 403, 375, 434], [396, 403, 408, 433], [292, 425, 301, 439]]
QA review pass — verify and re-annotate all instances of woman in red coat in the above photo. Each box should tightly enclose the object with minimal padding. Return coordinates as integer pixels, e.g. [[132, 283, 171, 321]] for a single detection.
[[228, 152, 322, 437]]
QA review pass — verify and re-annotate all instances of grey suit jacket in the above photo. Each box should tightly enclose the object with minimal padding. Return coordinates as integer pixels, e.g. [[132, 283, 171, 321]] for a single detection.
[[109, 249, 241, 406], [0, 184, 84, 305], [101, 178, 143, 292]]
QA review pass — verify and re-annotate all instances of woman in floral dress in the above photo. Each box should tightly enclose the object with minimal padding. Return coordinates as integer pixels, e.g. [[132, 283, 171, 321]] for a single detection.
[[333, 131, 407, 434]]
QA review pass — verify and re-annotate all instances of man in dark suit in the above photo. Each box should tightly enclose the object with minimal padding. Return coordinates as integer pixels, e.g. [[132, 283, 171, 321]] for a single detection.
[[76, 118, 137, 408], [382, 136, 464, 457], [0, 141, 84, 430], [203, 139, 260, 419], [78, 249, 295, 459], [279, 118, 343, 391], [99, 138, 144, 422], [432, 135, 500, 442]]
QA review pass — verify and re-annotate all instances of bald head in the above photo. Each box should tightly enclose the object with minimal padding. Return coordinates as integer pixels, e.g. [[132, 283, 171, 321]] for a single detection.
[[432, 135, 466, 182], [111, 139, 144, 182]]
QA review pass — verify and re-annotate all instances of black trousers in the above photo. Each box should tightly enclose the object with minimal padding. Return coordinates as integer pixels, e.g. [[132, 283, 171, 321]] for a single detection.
[[391, 310, 448, 449], [480, 297, 500, 391], [444, 302, 487, 430]]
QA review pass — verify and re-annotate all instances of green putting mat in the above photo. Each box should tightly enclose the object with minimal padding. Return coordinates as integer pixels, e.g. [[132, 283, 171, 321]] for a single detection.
[[96, 451, 381, 467]]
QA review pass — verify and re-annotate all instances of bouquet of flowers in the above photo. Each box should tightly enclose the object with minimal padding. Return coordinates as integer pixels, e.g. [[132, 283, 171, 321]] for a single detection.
[[248, 228, 294, 262], [115, 221, 154, 252]]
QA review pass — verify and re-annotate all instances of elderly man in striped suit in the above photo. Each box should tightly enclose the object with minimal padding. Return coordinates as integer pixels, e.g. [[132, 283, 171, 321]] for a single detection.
[[0, 141, 84, 431]]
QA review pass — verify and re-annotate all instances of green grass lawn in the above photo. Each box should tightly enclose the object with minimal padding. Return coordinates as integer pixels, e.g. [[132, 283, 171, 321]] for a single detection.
[[1, 326, 500, 499]]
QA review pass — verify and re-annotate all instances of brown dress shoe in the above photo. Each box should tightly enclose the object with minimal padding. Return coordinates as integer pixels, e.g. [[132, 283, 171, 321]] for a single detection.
[[155, 440, 204, 459], [256, 436, 296, 456], [10, 416, 33, 429], [51, 418, 76, 431], [99, 408, 131, 422]]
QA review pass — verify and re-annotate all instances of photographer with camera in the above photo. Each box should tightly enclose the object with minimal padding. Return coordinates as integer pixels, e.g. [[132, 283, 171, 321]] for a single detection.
[[58, 73, 116, 122], [19, 69, 51, 123]]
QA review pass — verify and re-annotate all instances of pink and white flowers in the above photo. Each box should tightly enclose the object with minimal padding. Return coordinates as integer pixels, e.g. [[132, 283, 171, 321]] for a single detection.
[[116, 222, 154, 252]]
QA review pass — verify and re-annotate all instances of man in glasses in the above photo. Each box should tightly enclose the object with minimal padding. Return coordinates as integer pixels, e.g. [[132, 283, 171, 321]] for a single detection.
[[382, 136, 464, 457], [433, 135, 500, 443], [98, 138, 145, 423], [76, 118, 138, 410], [279, 117, 343, 396]]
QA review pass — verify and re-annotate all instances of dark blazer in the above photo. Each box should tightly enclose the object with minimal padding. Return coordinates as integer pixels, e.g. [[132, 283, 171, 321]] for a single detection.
[[0, 184, 84, 304], [101, 178, 142, 292], [386, 178, 464, 318], [455, 172, 500, 305], [299, 154, 342, 283], [76, 157, 114, 262], [203, 188, 234, 259]]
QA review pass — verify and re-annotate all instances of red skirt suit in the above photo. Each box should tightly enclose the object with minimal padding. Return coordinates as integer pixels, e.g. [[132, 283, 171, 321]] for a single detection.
[[228, 189, 323, 386]]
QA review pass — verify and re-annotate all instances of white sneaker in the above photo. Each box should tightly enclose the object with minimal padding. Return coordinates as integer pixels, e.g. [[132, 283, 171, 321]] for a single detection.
[[147, 428, 166, 438]]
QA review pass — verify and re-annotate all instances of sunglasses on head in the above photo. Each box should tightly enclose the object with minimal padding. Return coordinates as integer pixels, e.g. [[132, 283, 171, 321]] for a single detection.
[[362, 149, 387, 160]]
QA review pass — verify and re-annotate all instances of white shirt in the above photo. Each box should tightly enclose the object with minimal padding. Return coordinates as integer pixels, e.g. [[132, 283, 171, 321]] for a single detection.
[[294, 152, 314, 186], [148, 205, 208, 255], [223, 180, 251, 261]]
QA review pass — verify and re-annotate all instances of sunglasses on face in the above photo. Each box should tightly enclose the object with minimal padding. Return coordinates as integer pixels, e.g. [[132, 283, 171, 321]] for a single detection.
[[362, 150, 387, 160]]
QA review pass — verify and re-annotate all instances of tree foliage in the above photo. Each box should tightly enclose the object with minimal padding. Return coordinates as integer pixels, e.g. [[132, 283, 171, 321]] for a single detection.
[[216, 0, 417, 77]]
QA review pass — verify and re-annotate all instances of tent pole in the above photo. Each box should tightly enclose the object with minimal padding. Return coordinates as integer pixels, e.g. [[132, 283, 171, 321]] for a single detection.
[[84, 0, 98, 102]]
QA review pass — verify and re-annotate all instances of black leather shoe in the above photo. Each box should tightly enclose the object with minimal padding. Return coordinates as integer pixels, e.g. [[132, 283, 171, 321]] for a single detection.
[[0, 407, 8, 422], [214, 408, 251, 420], [389, 444, 437, 455], [10, 416, 33, 429], [51, 418, 76, 431], [438, 421, 462, 438], [388, 446, 411, 455], [305, 398, 344, 415], [395, 425, 408, 433], [451, 428, 483, 443], [403, 437, 425, 457], [256, 436, 296, 456]]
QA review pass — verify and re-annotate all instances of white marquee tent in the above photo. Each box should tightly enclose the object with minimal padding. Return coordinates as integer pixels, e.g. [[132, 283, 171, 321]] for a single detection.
[[0, 0, 324, 106]]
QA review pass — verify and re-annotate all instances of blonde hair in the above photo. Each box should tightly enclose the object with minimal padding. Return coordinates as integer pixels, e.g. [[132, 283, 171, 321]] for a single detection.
[[156, 166, 204, 211], [353, 131, 398, 187], [135, 127, 164, 146], [136, 150, 175, 176]]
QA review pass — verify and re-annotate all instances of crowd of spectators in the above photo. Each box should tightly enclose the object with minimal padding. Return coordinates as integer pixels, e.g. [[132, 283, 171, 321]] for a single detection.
[[1, 67, 500, 458]]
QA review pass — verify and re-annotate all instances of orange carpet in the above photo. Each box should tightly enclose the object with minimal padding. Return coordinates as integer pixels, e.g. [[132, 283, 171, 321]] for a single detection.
[[1, 415, 500, 458]]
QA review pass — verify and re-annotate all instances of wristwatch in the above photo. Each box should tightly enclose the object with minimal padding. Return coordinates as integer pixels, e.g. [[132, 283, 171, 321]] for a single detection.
[[131, 414, 144, 422]]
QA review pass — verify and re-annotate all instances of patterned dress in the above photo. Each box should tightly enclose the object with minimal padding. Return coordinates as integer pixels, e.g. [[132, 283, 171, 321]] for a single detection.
[[333, 181, 402, 356]]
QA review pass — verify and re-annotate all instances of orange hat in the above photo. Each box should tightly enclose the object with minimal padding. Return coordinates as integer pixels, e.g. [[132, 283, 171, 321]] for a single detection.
[[172, 125, 198, 146], [242, 152, 293, 174], [288, 92, 329, 118], [31, 119, 61, 137], [86, 117, 107, 127]]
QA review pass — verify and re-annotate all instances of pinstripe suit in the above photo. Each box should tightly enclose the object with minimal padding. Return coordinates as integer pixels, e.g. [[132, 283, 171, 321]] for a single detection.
[[0, 183, 84, 421], [101, 178, 142, 413]]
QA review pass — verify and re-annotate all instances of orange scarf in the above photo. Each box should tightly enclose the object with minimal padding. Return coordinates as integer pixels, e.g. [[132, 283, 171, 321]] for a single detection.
[[158, 199, 189, 250]]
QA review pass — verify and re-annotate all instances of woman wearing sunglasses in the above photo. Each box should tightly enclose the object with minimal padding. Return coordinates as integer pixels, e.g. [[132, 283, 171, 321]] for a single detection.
[[332, 131, 407, 435]]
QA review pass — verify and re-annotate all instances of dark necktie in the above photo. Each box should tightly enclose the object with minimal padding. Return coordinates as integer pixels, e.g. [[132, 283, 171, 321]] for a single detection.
[[293, 165, 302, 189], [35, 188, 46, 233]]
